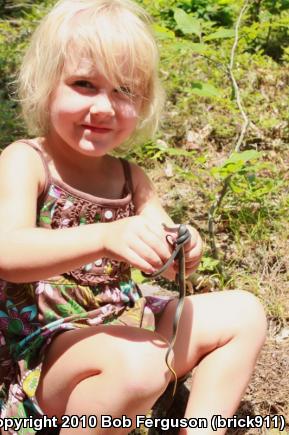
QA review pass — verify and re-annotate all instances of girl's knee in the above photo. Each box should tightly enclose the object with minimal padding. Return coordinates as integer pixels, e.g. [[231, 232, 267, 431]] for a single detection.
[[121, 370, 167, 403], [231, 290, 267, 342], [108, 338, 170, 402]]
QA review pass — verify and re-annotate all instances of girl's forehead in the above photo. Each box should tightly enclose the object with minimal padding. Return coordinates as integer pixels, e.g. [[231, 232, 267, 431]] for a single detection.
[[62, 57, 97, 77]]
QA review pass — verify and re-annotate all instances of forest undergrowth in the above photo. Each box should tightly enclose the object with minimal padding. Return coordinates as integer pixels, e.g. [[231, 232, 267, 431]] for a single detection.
[[0, 0, 288, 433]]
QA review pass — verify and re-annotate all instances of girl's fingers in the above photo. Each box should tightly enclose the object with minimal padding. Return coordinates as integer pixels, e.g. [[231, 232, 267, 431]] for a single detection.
[[142, 231, 172, 263], [184, 229, 202, 251], [184, 235, 203, 260], [130, 238, 165, 270], [126, 246, 159, 274], [174, 258, 200, 273], [186, 260, 201, 273]]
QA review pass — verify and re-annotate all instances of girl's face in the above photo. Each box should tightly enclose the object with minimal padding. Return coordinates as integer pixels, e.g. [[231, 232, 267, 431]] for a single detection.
[[48, 57, 142, 157]]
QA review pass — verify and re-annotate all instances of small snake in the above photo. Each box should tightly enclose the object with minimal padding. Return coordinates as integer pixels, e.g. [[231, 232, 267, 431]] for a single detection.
[[143, 224, 191, 397]]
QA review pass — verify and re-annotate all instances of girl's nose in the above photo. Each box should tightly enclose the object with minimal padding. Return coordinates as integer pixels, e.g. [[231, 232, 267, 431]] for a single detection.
[[90, 93, 115, 117]]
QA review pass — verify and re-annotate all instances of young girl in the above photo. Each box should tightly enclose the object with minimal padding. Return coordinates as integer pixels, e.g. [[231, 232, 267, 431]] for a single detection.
[[0, 0, 267, 434]]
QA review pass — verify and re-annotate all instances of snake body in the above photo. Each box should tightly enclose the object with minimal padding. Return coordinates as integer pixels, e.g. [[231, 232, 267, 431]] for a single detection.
[[143, 224, 191, 397]]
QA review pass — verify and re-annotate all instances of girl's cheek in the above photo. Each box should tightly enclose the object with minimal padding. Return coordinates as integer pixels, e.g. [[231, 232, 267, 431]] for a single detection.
[[118, 101, 139, 119], [62, 95, 89, 113]]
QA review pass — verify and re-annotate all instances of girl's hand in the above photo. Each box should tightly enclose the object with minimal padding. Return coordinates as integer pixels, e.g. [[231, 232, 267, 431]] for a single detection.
[[181, 225, 203, 277], [162, 224, 203, 279], [101, 216, 173, 274]]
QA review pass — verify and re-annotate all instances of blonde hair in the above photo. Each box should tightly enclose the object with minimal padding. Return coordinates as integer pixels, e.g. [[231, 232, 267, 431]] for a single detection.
[[18, 0, 165, 145]]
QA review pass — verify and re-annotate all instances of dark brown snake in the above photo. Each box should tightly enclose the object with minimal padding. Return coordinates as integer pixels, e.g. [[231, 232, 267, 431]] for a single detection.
[[143, 224, 191, 397]]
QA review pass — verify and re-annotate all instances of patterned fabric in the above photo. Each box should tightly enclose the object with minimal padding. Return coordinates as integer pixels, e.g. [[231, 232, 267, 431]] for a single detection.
[[0, 142, 173, 434]]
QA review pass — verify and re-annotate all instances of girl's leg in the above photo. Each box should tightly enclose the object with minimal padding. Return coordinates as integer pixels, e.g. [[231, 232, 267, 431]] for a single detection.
[[36, 325, 171, 434], [156, 290, 267, 435]]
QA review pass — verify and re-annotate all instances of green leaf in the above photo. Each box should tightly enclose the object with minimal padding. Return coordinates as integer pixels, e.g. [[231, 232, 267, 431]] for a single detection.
[[131, 269, 147, 284], [169, 41, 210, 54], [174, 8, 201, 36], [199, 257, 220, 272], [225, 150, 261, 165], [175, 167, 198, 181], [211, 151, 262, 179], [190, 43, 209, 54], [191, 82, 221, 98], [153, 24, 175, 40], [229, 180, 246, 194], [204, 28, 235, 41], [166, 147, 196, 157], [195, 156, 207, 164]]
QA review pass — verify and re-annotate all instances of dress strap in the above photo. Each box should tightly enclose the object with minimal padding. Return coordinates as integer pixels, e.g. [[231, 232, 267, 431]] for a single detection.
[[119, 158, 134, 199], [15, 139, 51, 204]]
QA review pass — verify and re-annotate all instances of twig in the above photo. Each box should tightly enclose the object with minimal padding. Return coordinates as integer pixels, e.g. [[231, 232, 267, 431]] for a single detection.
[[228, 0, 250, 152], [3, 1, 32, 10], [198, 54, 228, 73], [208, 178, 230, 263], [208, 0, 251, 272]]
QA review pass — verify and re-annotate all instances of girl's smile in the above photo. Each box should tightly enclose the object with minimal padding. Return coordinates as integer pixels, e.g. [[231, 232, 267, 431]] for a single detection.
[[81, 124, 114, 134]]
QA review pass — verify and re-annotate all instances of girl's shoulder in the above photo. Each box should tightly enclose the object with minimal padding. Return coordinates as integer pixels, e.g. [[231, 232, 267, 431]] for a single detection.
[[125, 160, 157, 214], [129, 160, 154, 193], [0, 138, 47, 199]]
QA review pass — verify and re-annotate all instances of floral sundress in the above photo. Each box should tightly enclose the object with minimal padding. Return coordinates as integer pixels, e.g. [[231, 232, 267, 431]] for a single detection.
[[0, 140, 172, 434]]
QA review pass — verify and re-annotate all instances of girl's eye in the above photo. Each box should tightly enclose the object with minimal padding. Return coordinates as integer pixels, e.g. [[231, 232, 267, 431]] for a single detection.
[[73, 80, 95, 89], [114, 85, 134, 98]]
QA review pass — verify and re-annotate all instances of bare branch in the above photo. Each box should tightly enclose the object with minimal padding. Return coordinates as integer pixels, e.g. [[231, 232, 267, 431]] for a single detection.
[[208, 0, 251, 270], [229, 0, 251, 152]]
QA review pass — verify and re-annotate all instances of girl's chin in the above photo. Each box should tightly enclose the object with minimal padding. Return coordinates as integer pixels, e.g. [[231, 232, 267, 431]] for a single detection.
[[78, 138, 113, 155]]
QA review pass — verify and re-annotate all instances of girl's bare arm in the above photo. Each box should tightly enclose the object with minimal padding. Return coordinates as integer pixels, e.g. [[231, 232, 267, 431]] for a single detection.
[[0, 143, 108, 282]]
